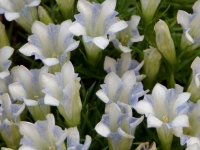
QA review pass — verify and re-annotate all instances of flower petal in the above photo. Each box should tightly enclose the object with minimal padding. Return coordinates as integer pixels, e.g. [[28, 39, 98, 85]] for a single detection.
[[92, 37, 109, 49], [68, 22, 86, 36], [147, 114, 163, 128]]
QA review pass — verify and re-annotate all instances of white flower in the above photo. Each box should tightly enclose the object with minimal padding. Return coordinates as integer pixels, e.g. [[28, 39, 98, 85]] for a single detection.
[[95, 102, 143, 150], [41, 61, 82, 127], [8, 65, 50, 121], [134, 83, 190, 150], [104, 52, 145, 81], [140, 0, 161, 24], [19, 114, 67, 150], [67, 127, 91, 150], [0, 0, 41, 32], [96, 70, 146, 106], [0, 93, 25, 149], [0, 46, 14, 79], [177, 0, 200, 52], [110, 15, 144, 53], [68, 0, 128, 65], [187, 57, 200, 102], [19, 20, 79, 72]]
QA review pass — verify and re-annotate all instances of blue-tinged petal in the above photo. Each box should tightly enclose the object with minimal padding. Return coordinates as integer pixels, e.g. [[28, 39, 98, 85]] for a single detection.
[[67, 127, 80, 147], [147, 114, 163, 128], [173, 93, 191, 111], [65, 41, 80, 52], [185, 29, 194, 43], [92, 37, 109, 49], [177, 10, 191, 28], [55, 128, 68, 146], [68, 22, 86, 36], [96, 90, 110, 103], [104, 72, 122, 102], [106, 21, 128, 35], [104, 56, 116, 73], [192, 0, 200, 12], [19, 43, 42, 57], [4, 12, 20, 21], [133, 100, 155, 115], [0, 72, 10, 79]]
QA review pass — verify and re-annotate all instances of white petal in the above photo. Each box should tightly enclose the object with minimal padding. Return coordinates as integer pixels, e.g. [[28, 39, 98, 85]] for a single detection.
[[65, 41, 80, 52], [8, 82, 27, 100], [171, 115, 189, 128], [122, 70, 136, 87], [147, 114, 163, 128], [96, 90, 110, 103], [19, 146, 35, 150], [0, 46, 14, 61], [42, 58, 59, 66], [104, 56, 116, 72], [26, 0, 41, 7], [68, 22, 86, 36], [44, 94, 59, 106], [4, 12, 20, 21], [41, 73, 58, 93], [0, 71, 10, 79], [92, 37, 109, 49], [24, 99, 38, 106], [133, 100, 155, 115], [173, 92, 190, 110], [107, 21, 128, 34], [95, 121, 111, 137], [129, 15, 141, 28], [19, 43, 42, 57], [118, 44, 132, 52], [177, 10, 191, 28], [185, 29, 194, 43]]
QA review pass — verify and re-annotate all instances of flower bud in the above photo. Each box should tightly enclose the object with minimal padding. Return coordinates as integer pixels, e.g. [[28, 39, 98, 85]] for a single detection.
[[56, 0, 75, 19], [143, 47, 161, 88], [154, 20, 176, 67], [38, 6, 53, 25], [0, 22, 10, 48], [140, 0, 161, 24]]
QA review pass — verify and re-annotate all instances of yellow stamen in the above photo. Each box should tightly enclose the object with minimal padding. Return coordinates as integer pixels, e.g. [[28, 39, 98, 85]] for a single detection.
[[162, 115, 168, 123], [49, 146, 55, 150], [52, 53, 58, 58]]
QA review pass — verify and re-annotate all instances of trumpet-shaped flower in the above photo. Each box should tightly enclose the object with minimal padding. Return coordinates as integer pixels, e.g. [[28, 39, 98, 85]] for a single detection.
[[0, 46, 14, 79], [8, 65, 50, 121], [104, 52, 145, 82], [109, 15, 144, 52], [41, 61, 82, 127], [187, 57, 200, 103], [96, 70, 146, 106], [143, 46, 162, 88], [19, 114, 67, 150], [38, 6, 53, 25], [19, 20, 79, 73], [0, 93, 25, 149], [134, 83, 190, 150], [95, 102, 144, 150], [154, 20, 176, 67], [68, 0, 128, 65], [0, 0, 41, 33], [177, 0, 200, 53], [67, 127, 91, 150], [140, 0, 161, 24]]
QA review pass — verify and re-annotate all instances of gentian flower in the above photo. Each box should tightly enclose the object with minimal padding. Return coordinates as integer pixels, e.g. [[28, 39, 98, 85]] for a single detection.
[[8, 65, 50, 121], [68, 0, 128, 65], [140, 0, 161, 24], [41, 61, 82, 127], [38, 6, 53, 25], [0, 0, 41, 33], [154, 20, 176, 67], [0, 46, 14, 79], [109, 15, 144, 53], [177, 0, 200, 53], [19, 20, 79, 73], [0, 93, 25, 149], [19, 114, 67, 150], [187, 57, 200, 103], [95, 102, 144, 150], [104, 52, 145, 81], [67, 127, 91, 149], [96, 70, 146, 106], [56, 0, 75, 19], [134, 83, 190, 150]]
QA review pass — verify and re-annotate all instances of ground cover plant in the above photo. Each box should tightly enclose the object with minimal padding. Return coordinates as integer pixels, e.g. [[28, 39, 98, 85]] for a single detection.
[[0, 0, 200, 149]]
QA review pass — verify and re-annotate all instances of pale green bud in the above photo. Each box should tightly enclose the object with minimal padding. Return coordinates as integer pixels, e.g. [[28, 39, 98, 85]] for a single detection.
[[38, 6, 53, 25], [56, 0, 75, 19], [154, 20, 176, 67], [140, 0, 161, 24], [0, 22, 10, 48], [143, 47, 162, 88], [135, 142, 157, 150]]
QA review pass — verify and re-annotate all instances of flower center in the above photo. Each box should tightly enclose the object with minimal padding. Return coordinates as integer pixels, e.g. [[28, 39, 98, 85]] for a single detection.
[[52, 53, 58, 58], [49, 146, 55, 150], [121, 35, 129, 45], [162, 115, 168, 123]]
